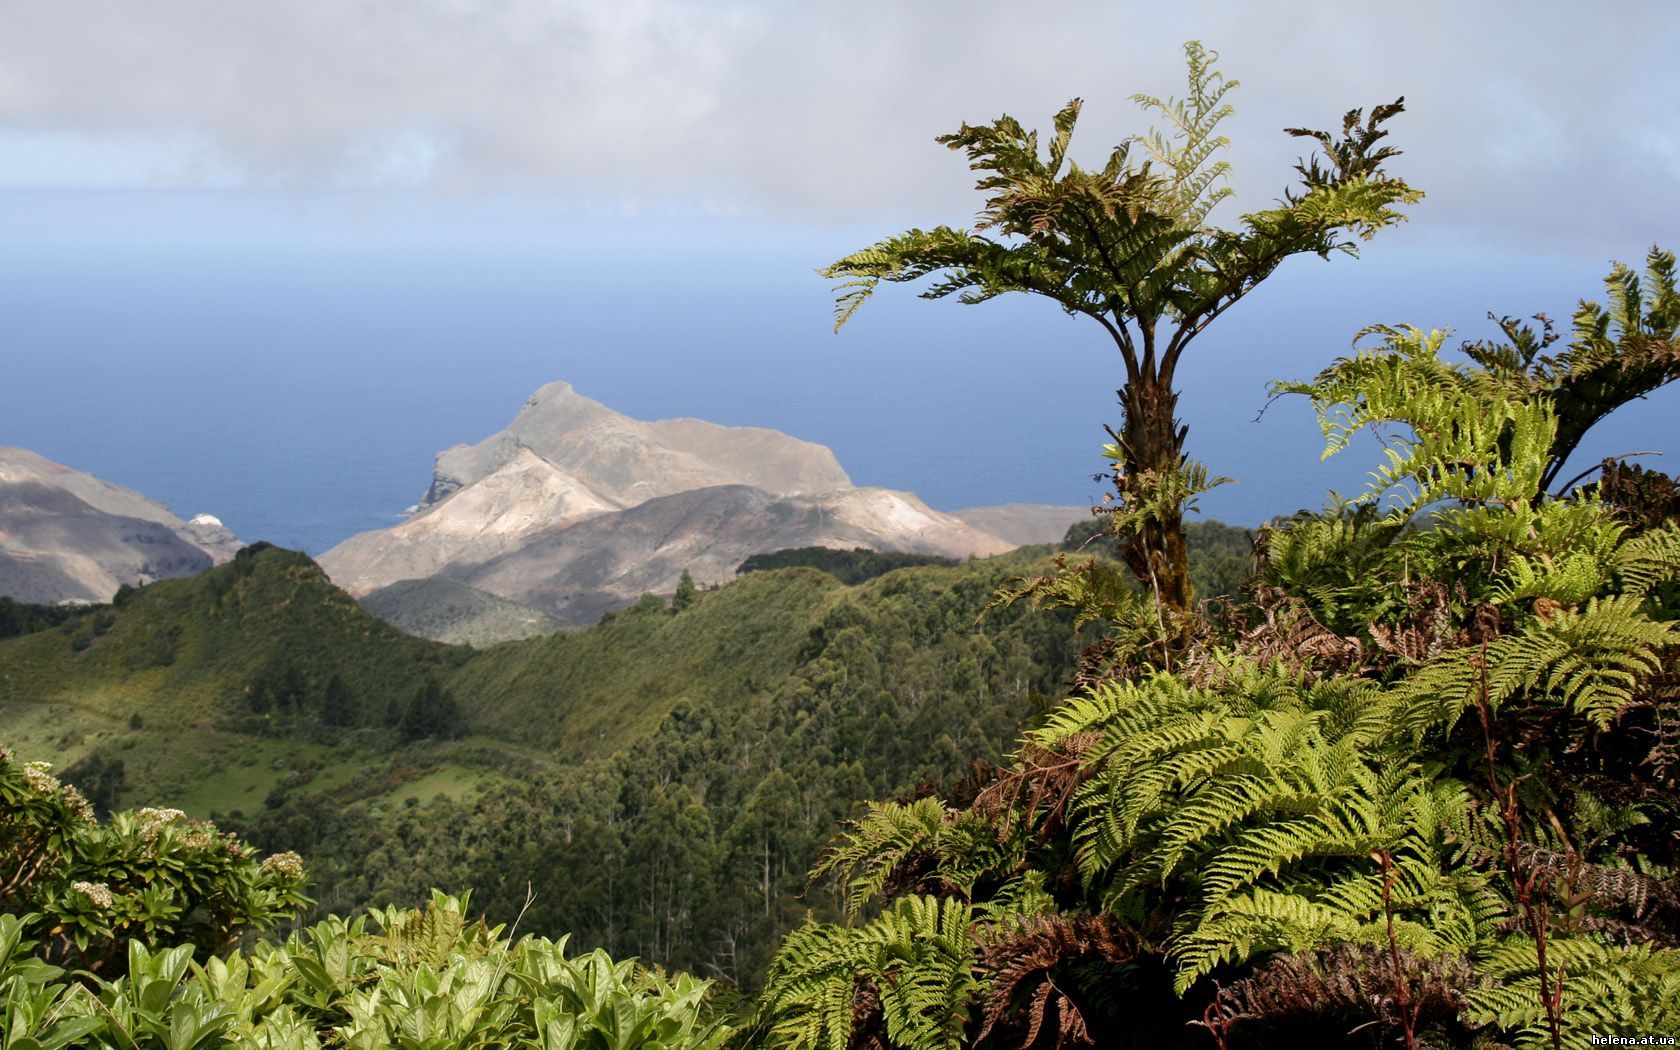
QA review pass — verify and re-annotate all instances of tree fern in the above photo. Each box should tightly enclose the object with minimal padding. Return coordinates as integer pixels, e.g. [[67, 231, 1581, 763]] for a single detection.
[[1614, 523, 1680, 598], [815, 798, 1015, 915], [1396, 594, 1677, 732], [822, 41, 1419, 612], [759, 224, 1680, 1046]]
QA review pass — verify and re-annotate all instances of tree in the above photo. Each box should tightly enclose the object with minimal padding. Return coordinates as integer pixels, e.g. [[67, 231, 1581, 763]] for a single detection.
[[398, 677, 462, 741], [1462, 246, 1679, 493], [672, 569, 698, 613], [821, 41, 1420, 613], [247, 658, 305, 714], [756, 262, 1680, 1045], [319, 673, 354, 727]]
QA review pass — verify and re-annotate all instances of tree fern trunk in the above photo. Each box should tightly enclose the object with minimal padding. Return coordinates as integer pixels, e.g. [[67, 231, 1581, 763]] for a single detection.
[[1116, 375, 1193, 614]]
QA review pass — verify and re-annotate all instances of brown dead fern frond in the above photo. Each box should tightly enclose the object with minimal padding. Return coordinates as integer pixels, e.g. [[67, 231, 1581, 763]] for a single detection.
[[848, 980, 890, 1050], [1240, 586, 1366, 675], [973, 730, 1106, 842], [1598, 461, 1680, 530], [1517, 843, 1680, 931], [1213, 944, 1483, 1040], [976, 912, 1140, 1048]]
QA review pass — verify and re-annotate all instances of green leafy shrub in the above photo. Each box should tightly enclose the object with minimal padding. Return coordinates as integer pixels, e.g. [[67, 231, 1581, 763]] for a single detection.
[[0, 893, 731, 1049], [0, 747, 309, 975]]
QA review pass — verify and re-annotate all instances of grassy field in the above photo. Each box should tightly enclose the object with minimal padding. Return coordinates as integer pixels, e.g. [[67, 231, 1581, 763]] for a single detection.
[[2, 702, 528, 819]]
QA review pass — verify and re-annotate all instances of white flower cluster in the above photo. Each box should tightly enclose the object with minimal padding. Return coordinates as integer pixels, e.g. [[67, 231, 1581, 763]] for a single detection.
[[136, 807, 187, 840], [21, 761, 61, 794], [11, 758, 94, 821], [70, 881, 114, 909], [61, 785, 94, 823], [261, 851, 304, 878]]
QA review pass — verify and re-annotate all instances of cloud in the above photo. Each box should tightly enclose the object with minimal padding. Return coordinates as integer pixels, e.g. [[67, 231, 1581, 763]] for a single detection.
[[0, 0, 1675, 249]]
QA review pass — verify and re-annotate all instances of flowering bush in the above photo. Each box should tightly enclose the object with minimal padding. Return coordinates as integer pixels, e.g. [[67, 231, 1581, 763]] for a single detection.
[[0, 746, 309, 974]]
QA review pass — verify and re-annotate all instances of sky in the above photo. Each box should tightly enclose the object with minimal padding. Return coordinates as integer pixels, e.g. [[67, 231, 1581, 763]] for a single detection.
[[2, 1, 1678, 551]]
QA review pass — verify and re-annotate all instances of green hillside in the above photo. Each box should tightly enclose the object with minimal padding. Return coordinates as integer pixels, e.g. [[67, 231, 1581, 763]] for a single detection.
[[359, 577, 563, 646], [0, 543, 465, 728], [0, 544, 478, 813], [451, 566, 845, 759], [239, 548, 1095, 982], [0, 539, 1098, 982]]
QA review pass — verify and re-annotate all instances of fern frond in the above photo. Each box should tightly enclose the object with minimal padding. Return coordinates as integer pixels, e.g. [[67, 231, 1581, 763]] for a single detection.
[[1396, 594, 1676, 731], [1615, 524, 1680, 599], [1466, 938, 1680, 1049], [816, 799, 1012, 914], [759, 897, 981, 1050]]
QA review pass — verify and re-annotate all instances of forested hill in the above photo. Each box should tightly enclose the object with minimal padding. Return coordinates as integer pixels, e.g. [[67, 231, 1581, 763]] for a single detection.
[[0, 537, 1107, 978], [0, 525, 1254, 983], [0, 543, 464, 729], [290, 523, 1249, 984], [0, 522, 1255, 756], [247, 549, 1098, 984]]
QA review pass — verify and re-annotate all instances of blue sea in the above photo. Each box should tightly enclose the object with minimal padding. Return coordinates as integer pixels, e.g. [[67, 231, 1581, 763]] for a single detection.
[[4, 191, 1675, 555]]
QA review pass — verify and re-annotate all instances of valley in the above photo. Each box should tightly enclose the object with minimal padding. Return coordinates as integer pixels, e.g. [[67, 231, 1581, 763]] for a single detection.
[[0, 516, 1250, 980]]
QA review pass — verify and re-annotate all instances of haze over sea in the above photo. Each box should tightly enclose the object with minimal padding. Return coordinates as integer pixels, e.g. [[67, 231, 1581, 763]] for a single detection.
[[4, 189, 1677, 556]]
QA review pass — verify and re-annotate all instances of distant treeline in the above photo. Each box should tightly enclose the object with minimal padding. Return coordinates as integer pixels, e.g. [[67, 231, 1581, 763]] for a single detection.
[[733, 519, 1257, 597], [0, 595, 88, 640], [737, 546, 957, 584]]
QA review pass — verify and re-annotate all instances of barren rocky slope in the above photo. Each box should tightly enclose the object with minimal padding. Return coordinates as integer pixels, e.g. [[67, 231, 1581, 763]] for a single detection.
[[0, 446, 240, 603], [452, 484, 1012, 624], [319, 383, 1019, 622], [419, 380, 851, 508]]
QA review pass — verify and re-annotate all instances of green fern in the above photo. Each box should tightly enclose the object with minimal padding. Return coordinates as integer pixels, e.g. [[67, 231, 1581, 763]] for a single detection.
[[1009, 668, 1514, 992], [759, 896, 980, 1050], [1396, 594, 1677, 731], [1614, 524, 1680, 598], [816, 799, 1015, 915], [1466, 938, 1680, 1049]]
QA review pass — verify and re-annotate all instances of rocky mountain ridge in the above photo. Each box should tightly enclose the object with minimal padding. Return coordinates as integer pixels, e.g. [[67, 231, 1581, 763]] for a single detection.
[[318, 382, 1084, 626], [0, 446, 241, 604], [0, 387, 1089, 631], [418, 380, 853, 510]]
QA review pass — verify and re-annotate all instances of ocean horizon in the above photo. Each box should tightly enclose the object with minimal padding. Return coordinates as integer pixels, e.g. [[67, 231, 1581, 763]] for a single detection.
[[6, 192, 1676, 555]]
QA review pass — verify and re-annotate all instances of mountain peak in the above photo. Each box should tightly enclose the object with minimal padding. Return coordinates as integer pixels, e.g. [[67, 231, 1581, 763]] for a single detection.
[[319, 383, 1007, 617], [526, 379, 578, 403], [414, 380, 850, 514]]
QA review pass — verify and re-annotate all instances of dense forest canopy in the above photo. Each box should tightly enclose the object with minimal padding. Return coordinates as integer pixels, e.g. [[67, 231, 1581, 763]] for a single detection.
[[737, 548, 959, 585]]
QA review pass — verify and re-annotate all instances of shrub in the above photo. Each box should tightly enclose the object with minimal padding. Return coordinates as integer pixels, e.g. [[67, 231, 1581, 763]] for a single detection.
[[0, 893, 732, 1049], [0, 747, 309, 976]]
